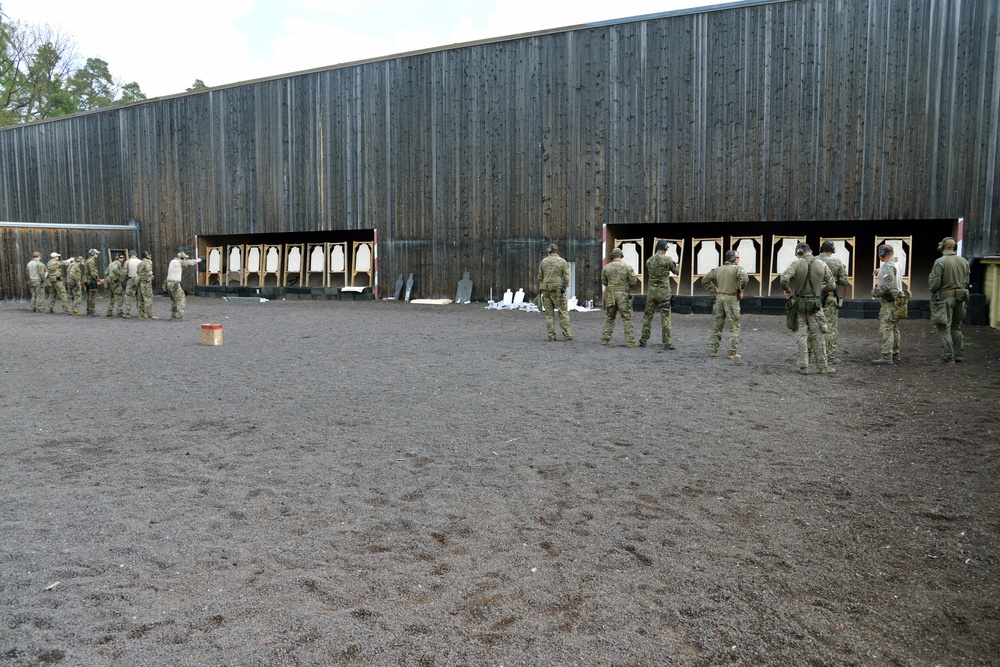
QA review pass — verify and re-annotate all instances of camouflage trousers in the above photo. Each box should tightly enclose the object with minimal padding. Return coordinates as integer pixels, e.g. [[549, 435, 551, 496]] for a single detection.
[[878, 301, 900, 360], [166, 280, 186, 319], [106, 284, 124, 316], [29, 278, 44, 311], [139, 282, 154, 318], [808, 297, 840, 363], [45, 280, 70, 313], [931, 296, 965, 361], [86, 284, 98, 315], [123, 277, 138, 316], [795, 307, 829, 370], [602, 291, 635, 345], [541, 287, 571, 340], [709, 295, 740, 355], [640, 289, 672, 345], [67, 281, 83, 313]]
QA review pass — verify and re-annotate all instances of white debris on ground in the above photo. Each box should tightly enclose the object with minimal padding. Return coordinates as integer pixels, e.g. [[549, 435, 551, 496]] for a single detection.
[[486, 290, 598, 313]]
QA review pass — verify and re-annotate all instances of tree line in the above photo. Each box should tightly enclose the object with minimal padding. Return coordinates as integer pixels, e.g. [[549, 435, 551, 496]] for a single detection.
[[0, 5, 206, 127]]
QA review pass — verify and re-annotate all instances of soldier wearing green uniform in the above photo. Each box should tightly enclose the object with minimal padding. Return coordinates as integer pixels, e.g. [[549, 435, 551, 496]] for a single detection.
[[44, 252, 72, 314], [83, 249, 103, 316], [703, 250, 748, 359], [27, 251, 46, 312], [137, 251, 157, 319], [640, 240, 678, 350], [871, 244, 901, 365], [123, 250, 141, 318], [105, 253, 126, 317], [601, 247, 638, 347], [781, 243, 836, 374], [537, 243, 572, 342], [66, 256, 84, 315], [815, 241, 849, 365], [928, 237, 971, 365]]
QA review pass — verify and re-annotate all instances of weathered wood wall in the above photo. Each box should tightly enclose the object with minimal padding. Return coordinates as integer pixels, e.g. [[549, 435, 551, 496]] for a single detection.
[[0, 0, 997, 301]]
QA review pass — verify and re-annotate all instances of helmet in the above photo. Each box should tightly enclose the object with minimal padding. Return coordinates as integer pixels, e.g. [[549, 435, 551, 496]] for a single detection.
[[611, 247, 623, 258], [89, 248, 99, 256], [177, 252, 188, 259]]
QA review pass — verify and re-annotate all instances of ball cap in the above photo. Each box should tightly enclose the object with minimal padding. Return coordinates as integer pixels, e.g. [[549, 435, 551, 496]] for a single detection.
[[611, 247, 623, 258], [177, 252, 189, 259], [50, 252, 60, 258], [32, 251, 41, 257]]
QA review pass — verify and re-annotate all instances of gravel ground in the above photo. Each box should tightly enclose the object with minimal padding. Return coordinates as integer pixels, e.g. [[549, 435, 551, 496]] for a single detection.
[[1, 296, 998, 666]]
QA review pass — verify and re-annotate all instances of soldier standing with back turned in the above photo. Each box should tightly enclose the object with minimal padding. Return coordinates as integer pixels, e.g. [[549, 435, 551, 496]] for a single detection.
[[928, 237, 971, 365], [781, 243, 836, 375], [640, 239, 678, 350], [66, 256, 84, 315], [105, 253, 126, 317], [137, 251, 157, 319], [703, 250, 748, 360], [537, 243, 573, 342], [601, 247, 638, 347], [871, 244, 901, 365], [123, 250, 141, 318], [44, 252, 72, 314], [27, 252, 46, 312], [815, 240, 849, 365]]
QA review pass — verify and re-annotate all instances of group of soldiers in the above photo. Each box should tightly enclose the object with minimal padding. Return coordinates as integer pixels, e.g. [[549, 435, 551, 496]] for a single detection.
[[538, 236, 972, 372], [25, 249, 203, 321]]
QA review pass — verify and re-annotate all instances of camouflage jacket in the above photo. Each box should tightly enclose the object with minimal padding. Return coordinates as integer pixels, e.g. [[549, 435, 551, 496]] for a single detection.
[[538, 254, 569, 290], [781, 256, 834, 298], [645, 252, 677, 294], [872, 259, 899, 301], [602, 258, 637, 292], [137, 258, 153, 281], [105, 259, 125, 286], [816, 253, 849, 295], [45, 259, 68, 282], [84, 257, 101, 284], [66, 261, 83, 285]]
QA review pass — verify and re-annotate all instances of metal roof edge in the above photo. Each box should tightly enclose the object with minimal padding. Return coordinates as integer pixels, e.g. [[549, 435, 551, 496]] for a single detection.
[[0, 222, 139, 230]]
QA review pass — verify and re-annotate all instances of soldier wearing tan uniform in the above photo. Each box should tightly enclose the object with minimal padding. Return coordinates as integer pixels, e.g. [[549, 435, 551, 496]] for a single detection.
[[537, 243, 572, 342], [601, 247, 638, 347], [703, 250, 748, 359], [66, 256, 84, 315], [26, 252, 46, 312], [815, 241, 849, 365], [781, 243, 836, 375], [44, 252, 72, 314]]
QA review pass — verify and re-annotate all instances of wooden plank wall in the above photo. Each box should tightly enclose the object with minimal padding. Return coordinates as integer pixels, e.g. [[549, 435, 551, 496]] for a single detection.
[[0, 0, 996, 301]]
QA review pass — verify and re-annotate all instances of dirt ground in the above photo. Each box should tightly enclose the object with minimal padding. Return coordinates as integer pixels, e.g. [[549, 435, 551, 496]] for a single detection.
[[1, 295, 998, 667]]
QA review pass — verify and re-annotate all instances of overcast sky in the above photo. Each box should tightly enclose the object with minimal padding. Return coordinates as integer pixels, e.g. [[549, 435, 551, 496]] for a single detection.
[[4, 0, 729, 98]]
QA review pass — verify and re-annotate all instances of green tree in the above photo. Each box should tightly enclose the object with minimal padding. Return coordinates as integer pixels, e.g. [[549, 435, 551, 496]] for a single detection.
[[186, 79, 208, 91]]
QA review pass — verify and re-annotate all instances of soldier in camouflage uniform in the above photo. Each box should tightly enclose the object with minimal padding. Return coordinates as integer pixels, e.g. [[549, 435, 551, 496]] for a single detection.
[[105, 252, 126, 317], [640, 240, 678, 350], [601, 247, 638, 347], [83, 249, 103, 316], [928, 237, 971, 365], [137, 251, 157, 319], [26, 251, 46, 312], [44, 252, 72, 314], [537, 243, 572, 341], [871, 244, 901, 365], [815, 240, 850, 365], [781, 243, 836, 374], [66, 256, 84, 315], [703, 250, 748, 359]]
